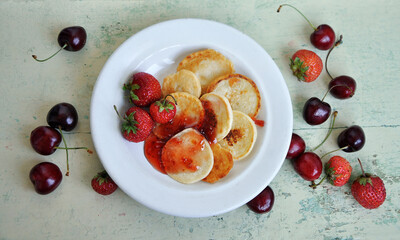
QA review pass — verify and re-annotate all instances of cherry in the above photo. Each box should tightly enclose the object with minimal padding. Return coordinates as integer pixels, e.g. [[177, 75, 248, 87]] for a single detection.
[[303, 97, 331, 125], [277, 4, 335, 50], [325, 36, 357, 99], [29, 162, 63, 195], [247, 186, 275, 214], [47, 102, 78, 131], [337, 125, 365, 152], [32, 26, 87, 62], [293, 152, 322, 181], [286, 133, 306, 160], [30, 126, 61, 155]]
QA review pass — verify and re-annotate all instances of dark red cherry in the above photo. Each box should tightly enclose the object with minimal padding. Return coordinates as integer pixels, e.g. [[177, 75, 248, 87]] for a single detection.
[[293, 152, 322, 181], [32, 26, 87, 62], [303, 97, 331, 125], [29, 162, 63, 194], [247, 186, 275, 214], [277, 4, 335, 50], [286, 133, 306, 160], [57, 26, 87, 52], [337, 125, 365, 152], [310, 24, 336, 50], [47, 102, 78, 131], [328, 76, 356, 99], [30, 126, 62, 155], [325, 35, 357, 99]]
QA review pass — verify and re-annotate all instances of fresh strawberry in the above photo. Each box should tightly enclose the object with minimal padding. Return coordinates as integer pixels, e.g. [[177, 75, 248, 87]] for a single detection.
[[325, 156, 352, 186], [114, 105, 154, 143], [91, 170, 118, 195], [290, 49, 323, 82], [351, 159, 386, 209], [123, 72, 162, 107], [149, 94, 177, 124]]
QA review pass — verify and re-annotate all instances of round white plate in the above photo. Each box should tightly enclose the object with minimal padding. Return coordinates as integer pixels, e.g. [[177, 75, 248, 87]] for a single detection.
[[90, 18, 292, 218]]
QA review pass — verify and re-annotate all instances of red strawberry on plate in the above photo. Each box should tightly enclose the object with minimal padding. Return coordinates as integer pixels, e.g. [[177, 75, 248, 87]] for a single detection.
[[290, 49, 323, 82], [91, 170, 118, 195], [114, 105, 154, 143], [325, 156, 352, 187], [149, 94, 177, 124], [123, 72, 162, 107], [351, 159, 386, 209]]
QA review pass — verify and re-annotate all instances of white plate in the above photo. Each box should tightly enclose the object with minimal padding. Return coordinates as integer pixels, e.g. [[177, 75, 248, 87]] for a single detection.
[[90, 18, 292, 218]]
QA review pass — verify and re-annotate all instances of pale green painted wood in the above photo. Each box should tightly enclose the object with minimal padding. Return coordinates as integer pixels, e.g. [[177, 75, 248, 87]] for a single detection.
[[1, 0, 399, 239]]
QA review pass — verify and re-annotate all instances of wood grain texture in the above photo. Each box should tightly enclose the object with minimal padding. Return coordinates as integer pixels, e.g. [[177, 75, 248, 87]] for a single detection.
[[0, 0, 399, 239]]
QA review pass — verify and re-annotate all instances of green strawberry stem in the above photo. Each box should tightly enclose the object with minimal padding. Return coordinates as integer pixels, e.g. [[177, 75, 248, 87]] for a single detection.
[[325, 35, 344, 79], [32, 43, 68, 62], [312, 111, 338, 151], [309, 175, 326, 189], [58, 126, 70, 176], [357, 158, 366, 177], [113, 105, 124, 121], [277, 4, 317, 30]]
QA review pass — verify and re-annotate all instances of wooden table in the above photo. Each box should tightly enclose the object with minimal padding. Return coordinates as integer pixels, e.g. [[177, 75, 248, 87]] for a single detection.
[[1, 0, 399, 239]]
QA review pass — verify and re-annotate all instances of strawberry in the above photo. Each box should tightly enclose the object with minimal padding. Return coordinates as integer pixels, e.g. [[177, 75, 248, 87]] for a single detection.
[[290, 49, 323, 82], [91, 170, 118, 195], [351, 159, 386, 209], [123, 72, 162, 107], [114, 105, 154, 143], [149, 94, 177, 124], [325, 156, 352, 186]]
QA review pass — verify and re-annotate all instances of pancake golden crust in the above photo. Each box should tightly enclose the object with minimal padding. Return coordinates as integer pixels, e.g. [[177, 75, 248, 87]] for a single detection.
[[207, 73, 261, 118], [202, 143, 234, 183], [177, 49, 234, 94], [162, 69, 201, 98], [219, 110, 257, 161]]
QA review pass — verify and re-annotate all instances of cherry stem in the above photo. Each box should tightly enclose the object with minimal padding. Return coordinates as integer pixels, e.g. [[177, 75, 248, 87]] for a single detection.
[[32, 43, 68, 62], [357, 158, 366, 177], [164, 94, 178, 105], [312, 111, 338, 151], [320, 145, 349, 160], [277, 4, 317, 30], [325, 35, 343, 79], [113, 105, 124, 121], [55, 147, 89, 150], [309, 175, 326, 189], [58, 126, 70, 176]]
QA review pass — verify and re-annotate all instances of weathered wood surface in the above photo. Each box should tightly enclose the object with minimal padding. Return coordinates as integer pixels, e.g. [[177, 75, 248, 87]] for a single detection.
[[1, 0, 399, 239]]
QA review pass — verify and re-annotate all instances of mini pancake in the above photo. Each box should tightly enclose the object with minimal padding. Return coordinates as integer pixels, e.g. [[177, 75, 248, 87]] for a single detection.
[[207, 73, 261, 118], [162, 69, 201, 98], [177, 49, 234, 94], [199, 92, 233, 143], [203, 143, 233, 184], [219, 110, 257, 161], [161, 128, 214, 184], [153, 92, 205, 140]]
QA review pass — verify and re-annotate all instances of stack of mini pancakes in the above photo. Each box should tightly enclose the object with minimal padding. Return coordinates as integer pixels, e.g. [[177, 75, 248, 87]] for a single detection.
[[154, 49, 262, 184]]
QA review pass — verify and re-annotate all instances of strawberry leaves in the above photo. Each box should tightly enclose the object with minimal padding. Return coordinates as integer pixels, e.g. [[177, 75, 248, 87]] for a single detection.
[[358, 176, 373, 186], [123, 83, 140, 101], [155, 100, 174, 113], [122, 112, 139, 135], [113, 105, 139, 135], [290, 57, 309, 81], [94, 171, 110, 186]]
